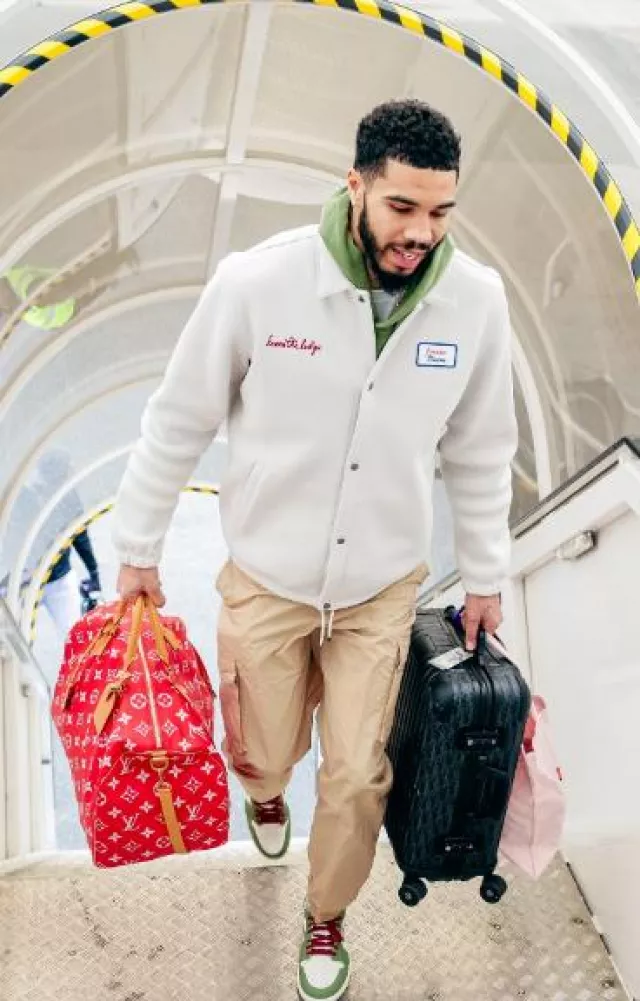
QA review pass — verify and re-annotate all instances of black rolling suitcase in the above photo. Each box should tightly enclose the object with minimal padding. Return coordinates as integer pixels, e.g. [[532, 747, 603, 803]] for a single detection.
[[385, 605, 530, 907]]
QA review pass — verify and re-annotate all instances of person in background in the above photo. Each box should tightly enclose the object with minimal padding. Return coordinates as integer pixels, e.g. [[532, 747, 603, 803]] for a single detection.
[[27, 450, 101, 639], [44, 527, 102, 629]]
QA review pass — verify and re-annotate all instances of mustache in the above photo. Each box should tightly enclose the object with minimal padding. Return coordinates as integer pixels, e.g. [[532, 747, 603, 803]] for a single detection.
[[392, 240, 431, 253]]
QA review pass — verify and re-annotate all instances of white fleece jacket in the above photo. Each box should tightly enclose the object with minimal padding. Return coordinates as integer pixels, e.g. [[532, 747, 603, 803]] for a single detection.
[[112, 226, 518, 609]]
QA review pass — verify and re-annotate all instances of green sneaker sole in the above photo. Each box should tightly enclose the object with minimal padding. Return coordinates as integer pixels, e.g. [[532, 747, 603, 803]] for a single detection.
[[245, 800, 292, 860]]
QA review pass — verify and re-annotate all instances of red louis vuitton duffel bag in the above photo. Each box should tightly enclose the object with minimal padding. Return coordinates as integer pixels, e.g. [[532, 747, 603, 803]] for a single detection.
[[52, 595, 229, 867]]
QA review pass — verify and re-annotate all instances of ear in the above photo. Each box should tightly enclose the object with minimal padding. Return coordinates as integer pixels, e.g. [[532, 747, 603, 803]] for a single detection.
[[347, 168, 364, 208]]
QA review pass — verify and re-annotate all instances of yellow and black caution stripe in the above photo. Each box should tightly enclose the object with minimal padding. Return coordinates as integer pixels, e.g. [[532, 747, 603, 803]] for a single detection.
[[28, 484, 219, 644], [0, 0, 638, 297]]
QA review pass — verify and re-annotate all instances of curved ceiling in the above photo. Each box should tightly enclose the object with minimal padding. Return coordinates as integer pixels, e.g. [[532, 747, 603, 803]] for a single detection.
[[0, 0, 639, 606]]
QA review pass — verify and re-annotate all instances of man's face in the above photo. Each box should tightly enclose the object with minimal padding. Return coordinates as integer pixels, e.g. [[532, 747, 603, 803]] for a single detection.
[[348, 159, 457, 292]]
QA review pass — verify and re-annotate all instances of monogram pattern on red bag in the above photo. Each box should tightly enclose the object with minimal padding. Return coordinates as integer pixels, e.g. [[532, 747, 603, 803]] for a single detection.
[[52, 602, 230, 868]]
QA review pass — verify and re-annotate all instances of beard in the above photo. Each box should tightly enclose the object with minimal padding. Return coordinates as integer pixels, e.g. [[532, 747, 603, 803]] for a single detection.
[[358, 198, 434, 294]]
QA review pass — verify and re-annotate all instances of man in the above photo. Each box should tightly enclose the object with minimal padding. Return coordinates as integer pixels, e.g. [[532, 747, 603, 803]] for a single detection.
[[113, 100, 517, 1001]]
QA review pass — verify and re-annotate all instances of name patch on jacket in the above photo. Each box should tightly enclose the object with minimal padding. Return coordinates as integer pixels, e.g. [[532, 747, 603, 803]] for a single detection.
[[416, 341, 457, 368]]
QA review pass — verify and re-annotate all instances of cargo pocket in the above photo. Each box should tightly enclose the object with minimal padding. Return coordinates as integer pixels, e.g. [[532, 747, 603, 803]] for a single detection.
[[217, 606, 263, 780], [217, 603, 244, 758], [219, 674, 243, 757], [377, 643, 408, 745]]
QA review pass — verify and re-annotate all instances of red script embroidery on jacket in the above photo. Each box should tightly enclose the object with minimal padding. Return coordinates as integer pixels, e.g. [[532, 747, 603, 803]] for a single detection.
[[266, 335, 321, 356]]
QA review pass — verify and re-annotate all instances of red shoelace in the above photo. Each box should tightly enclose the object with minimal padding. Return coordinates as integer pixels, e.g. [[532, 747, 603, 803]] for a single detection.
[[305, 916, 344, 958], [252, 796, 286, 825]]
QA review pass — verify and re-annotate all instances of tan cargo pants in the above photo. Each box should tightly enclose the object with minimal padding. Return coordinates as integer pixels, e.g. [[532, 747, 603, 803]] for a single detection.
[[215, 560, 427, 922]]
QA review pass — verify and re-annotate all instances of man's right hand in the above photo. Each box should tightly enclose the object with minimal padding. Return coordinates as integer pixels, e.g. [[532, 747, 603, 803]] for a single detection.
[[117, 564, 165, 607]]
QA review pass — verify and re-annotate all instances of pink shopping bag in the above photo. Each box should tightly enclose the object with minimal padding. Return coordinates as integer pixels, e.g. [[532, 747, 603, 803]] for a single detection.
[[499, 695, 566, 878]]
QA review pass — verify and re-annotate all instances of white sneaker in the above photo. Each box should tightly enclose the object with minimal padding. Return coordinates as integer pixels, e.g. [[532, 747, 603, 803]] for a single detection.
[[298, 910, 350, 1001], [245, 796, 291, 860]]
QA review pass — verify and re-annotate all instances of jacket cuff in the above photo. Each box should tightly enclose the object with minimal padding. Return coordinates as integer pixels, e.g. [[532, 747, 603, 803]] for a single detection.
[[460, 577, 505, 597], [115, 543, 163, 569]]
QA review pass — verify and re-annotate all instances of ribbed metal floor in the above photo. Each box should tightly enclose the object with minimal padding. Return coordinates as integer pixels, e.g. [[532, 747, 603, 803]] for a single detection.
[[0, 844, 624, 1001]]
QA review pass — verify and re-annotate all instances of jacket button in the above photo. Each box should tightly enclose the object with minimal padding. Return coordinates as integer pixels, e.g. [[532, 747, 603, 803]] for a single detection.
[[350, 463, 359, 471], [337, 538, 345, 545], [367, 382, 374, 391], [358, 295, 366, 303]]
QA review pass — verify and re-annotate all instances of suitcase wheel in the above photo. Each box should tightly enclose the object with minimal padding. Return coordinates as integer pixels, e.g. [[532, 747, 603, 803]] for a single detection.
[[399, 877, 428, 907], [480, 873, 507, 904]]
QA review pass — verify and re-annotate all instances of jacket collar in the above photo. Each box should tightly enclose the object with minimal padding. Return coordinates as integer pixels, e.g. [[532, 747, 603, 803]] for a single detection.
[[315, 232, 456, 307], [316, 235, 355, 299]]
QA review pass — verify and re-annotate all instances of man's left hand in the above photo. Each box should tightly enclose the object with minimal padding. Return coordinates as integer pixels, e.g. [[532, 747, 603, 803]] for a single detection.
[[463, 593, 502, 651]]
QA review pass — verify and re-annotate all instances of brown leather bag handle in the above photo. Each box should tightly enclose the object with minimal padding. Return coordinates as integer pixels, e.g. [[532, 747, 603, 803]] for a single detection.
[[94, 596, 153, 734], [124, 595, 146, 668], [94, 595, 199, 735], [144, 598, 169, 664], [127, 594, 180, 663], [144, 599, 210, 731]]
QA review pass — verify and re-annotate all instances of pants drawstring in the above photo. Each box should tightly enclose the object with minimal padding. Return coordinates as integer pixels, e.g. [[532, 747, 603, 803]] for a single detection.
[[319, 605, 335, 646]]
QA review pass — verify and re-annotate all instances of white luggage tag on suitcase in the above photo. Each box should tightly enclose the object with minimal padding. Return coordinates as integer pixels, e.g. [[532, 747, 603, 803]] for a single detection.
[[428, 647, 473, 670]]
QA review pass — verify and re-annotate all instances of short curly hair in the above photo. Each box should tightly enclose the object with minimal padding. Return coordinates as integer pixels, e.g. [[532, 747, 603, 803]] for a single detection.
[[354, 100, 461, 178]]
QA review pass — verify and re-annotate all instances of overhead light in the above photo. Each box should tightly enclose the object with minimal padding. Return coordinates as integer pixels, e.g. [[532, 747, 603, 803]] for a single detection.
[[556, 530, 597, 561]]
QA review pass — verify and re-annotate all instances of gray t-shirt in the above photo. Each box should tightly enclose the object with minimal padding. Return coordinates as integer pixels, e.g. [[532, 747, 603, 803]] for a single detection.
[[370, 288, 399, 323]]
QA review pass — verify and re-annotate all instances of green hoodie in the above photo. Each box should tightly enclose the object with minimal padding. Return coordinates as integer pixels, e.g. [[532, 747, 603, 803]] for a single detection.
[[319, 187, 454, 357]]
